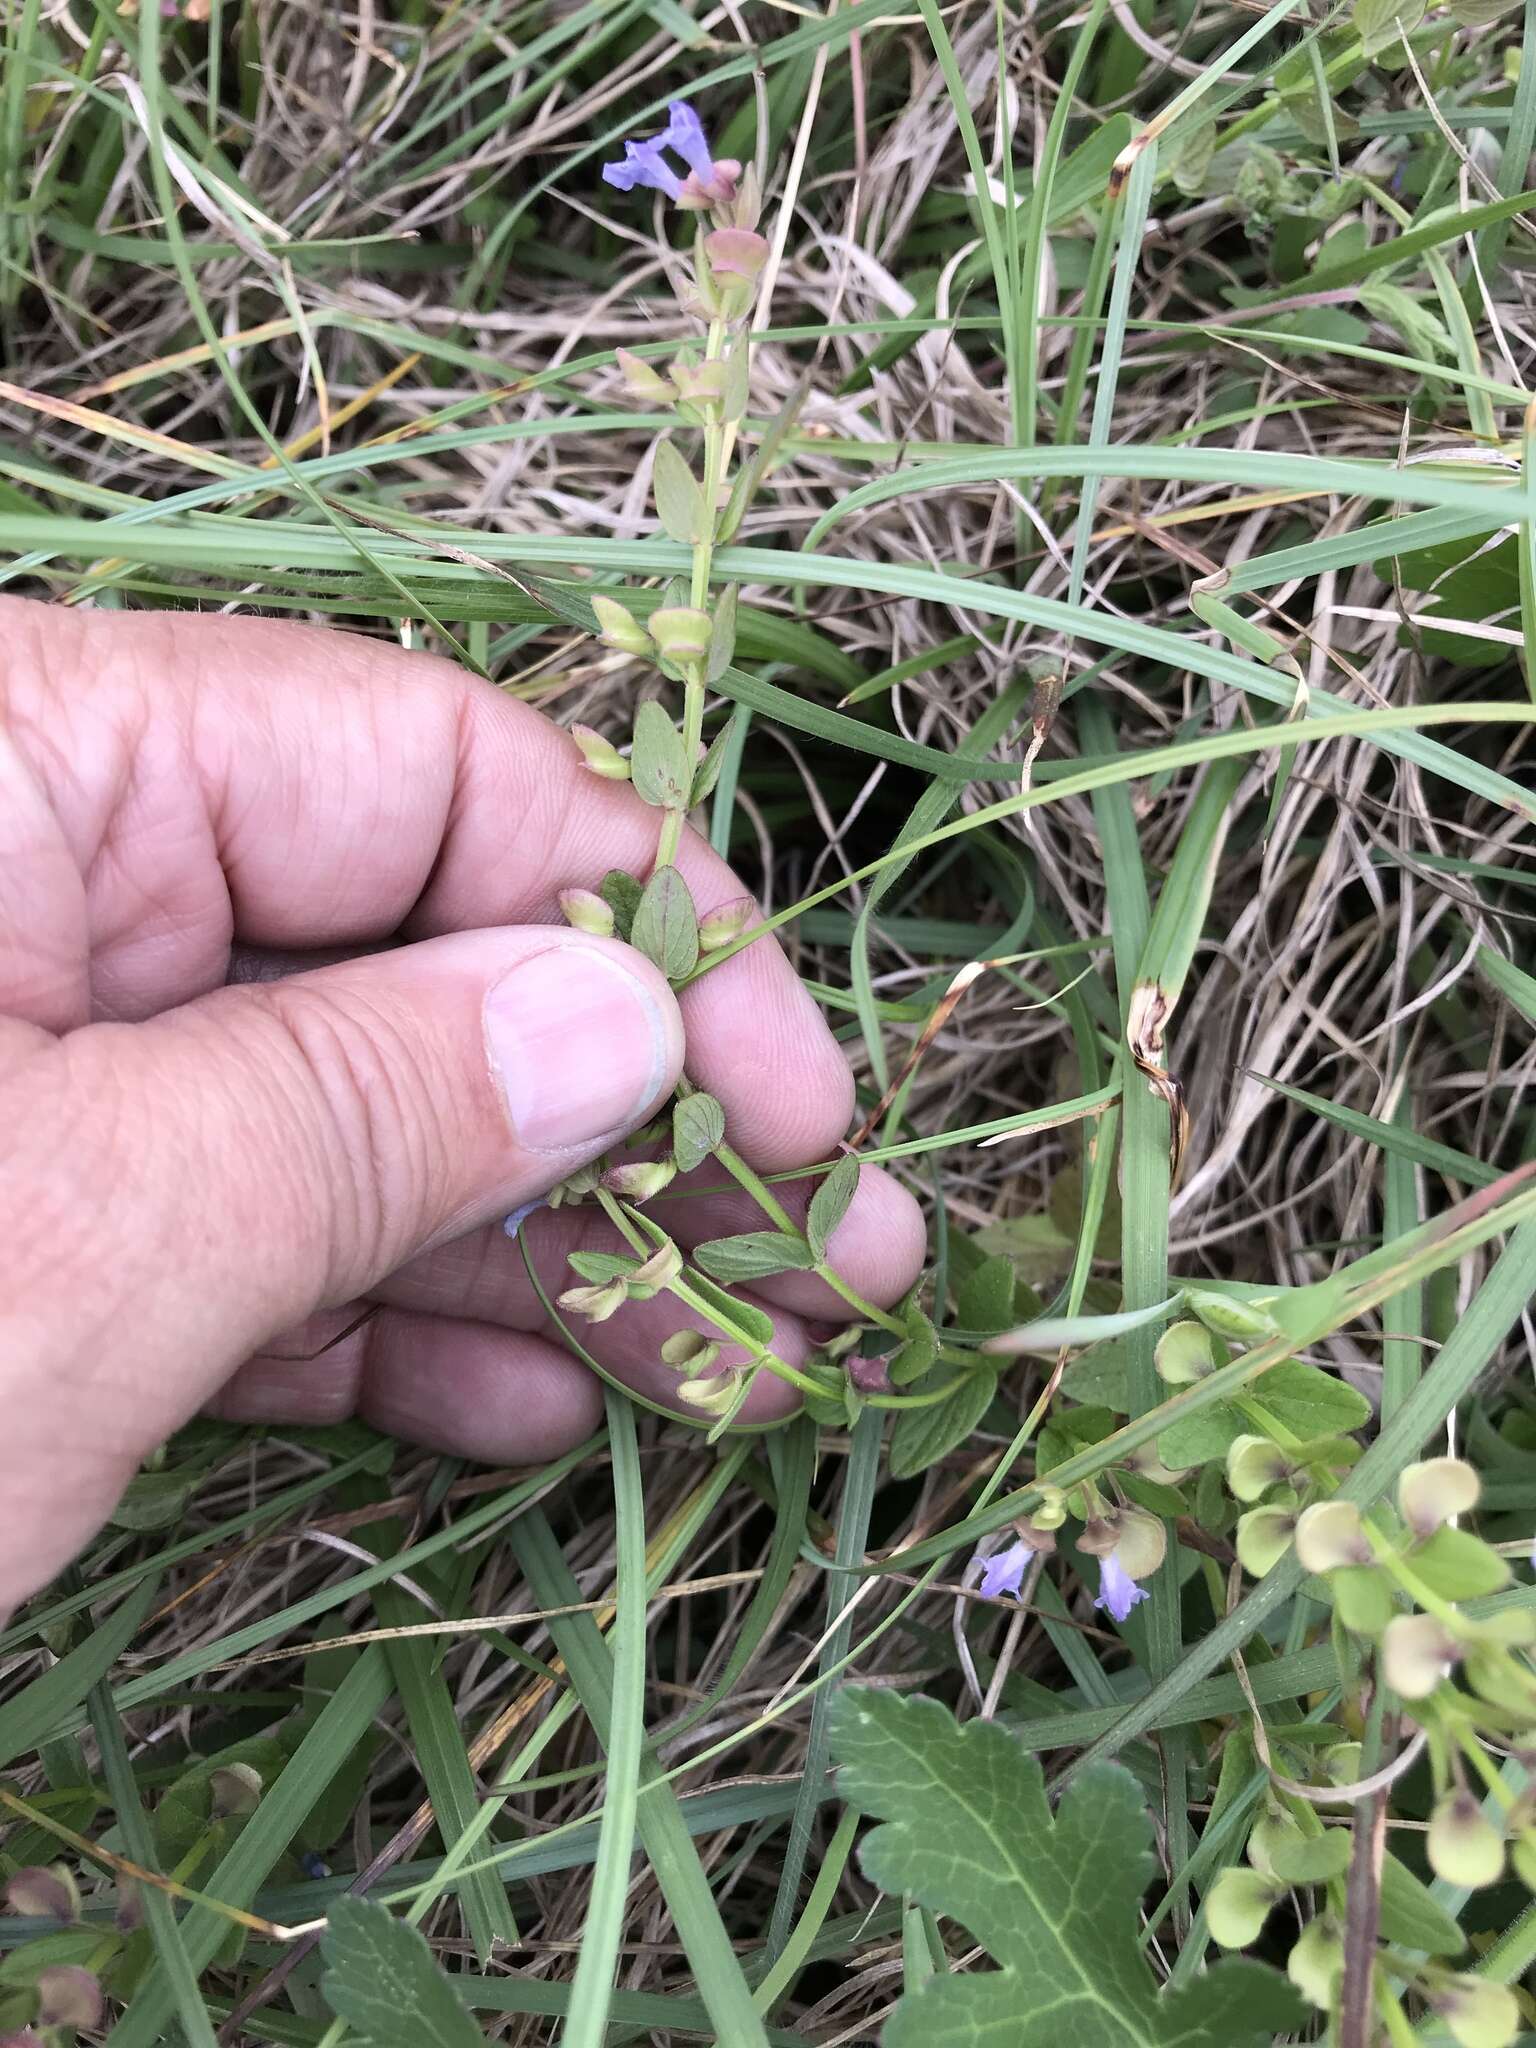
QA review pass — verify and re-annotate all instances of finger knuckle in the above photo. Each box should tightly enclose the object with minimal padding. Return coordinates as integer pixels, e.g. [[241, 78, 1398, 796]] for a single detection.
[[258, 982, 454, 1289]]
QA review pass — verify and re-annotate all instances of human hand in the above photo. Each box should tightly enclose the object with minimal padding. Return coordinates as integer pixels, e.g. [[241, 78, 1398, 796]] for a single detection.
[[0, 600, 926, 1618]]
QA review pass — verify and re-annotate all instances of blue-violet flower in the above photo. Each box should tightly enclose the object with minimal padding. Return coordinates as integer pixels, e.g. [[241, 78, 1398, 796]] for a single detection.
[[977, 1539, 1032, 1601], [602, 100, 738, 210], [1095, 1554, 1150, 1624]]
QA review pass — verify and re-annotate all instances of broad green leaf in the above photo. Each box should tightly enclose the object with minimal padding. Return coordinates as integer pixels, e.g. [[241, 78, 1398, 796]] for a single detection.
[[631, 866, 699, 980], [954, 1253, 1019, 1335], [320, 1897, 484, 2048], [1377, 1851, 1466, 1955], [831, 1690, 1304, 2047], [693, 1231, 817, 1284], [888, 1371, 999, 1480], [889, 1311, 938, 1387], [599, 868, 642, 941], [652, 439, 705, 545], [706, 584, 738, 683], [1157, 1404, 1246, 1471], [1037, 1403, 1119, 1477], [1269, 1829, 1352, 1884], [1060, 1340, 1132, 1410], [672, 1092, 725, 1174], [685, 1270, 776, 1348], [1245, 1359, 1372, 1439], [807, 1155, 860, 1261], [1407, 1525, 1511, 1601], [630, 699, 692, 811], [1353, 0, 1426, 54]]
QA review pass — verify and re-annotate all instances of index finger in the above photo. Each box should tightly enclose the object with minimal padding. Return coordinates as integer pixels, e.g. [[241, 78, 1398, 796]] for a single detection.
[[3, 601, 853, 1168]]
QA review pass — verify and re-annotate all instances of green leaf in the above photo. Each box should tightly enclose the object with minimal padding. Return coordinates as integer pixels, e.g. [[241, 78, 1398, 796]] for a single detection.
[[807, 1155, 860, 1261], [1158, 1402, 1246, 1471], [320, 1896, 484, 2048], [685, 1270, 776, 1349], [630, 700, 691, 811], [706, 585, 738, 684], [1037, 1403, 1119, 1478], [888, 1371, 998, 1480], [672, 1092, 726, 1174], [1352, 0, 1426, 55], [652, 439, 705, 545], [566, 1250, 639, 1284], [1377, 1850, 1467, 1955], [889, 1311, 939, 1387], [690, 723, 732, 807], [1407, 1525, 1512, 1601], [1329, 1564, 1395, 1635], [831, 1690, 1304, 2047], [630, 866, 699, 980], [1269, 1829, 1352, 1884], [1060, 1339, 1132, 1411], [693, 1232, 817, 1284], [954, 1253, 1019, 1335], [599, 869, 642, 941], [1246, 1359, 1372, 1439]]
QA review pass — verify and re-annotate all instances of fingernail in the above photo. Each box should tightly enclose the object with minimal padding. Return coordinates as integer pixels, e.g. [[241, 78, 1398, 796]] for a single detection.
[[485, 943, 672, 1153]]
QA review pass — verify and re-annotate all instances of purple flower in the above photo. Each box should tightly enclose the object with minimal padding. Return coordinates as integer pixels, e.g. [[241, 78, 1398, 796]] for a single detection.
[[601, 139, 683, 201], [503, 1197, 547, 1241], [977, 1539, 1032, 1601], [1094, 1554, 1150, 1624], [601, 100, 737, 210], [663, 101, 717, 185]]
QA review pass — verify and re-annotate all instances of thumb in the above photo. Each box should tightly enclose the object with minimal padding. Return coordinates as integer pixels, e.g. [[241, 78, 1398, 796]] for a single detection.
[[0, 928, 682, 1608]]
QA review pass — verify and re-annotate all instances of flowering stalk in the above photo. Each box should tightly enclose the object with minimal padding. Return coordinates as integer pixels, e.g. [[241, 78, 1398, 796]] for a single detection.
[[532, 99, 949, 1428]]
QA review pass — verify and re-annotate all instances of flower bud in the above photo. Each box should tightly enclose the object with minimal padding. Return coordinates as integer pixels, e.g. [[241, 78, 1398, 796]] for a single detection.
[[1206, 1866, 1281, 1948], [671, 358, 728, 410], [1427, 1791, 1505, 1888], [699, 895, 755, 951], [36, 1965, 103, 2031], [1431, 1977, 1521, 2048], [1184, 1289, 1282, 1342], [625, 1241, 683, 1299], [559, 887, 617, 938], [706, 227, 769, 280], [677, 1373, 739, 1414], [590, 593, 655, 659], [556, 1279, 627, 1323], [5, 1866, 78, 1924], [660, 1329, 719, 1372], [1154, 1319, 1219, 1384], [1236, 1506, 1296, 1578], [604, 1160, 677, 1203], [649, 606, 713, 666], [1294, 1499, 1371, 1574], [1383, 1612, 1461, 1699], [1030, 1483, 1068, 1531], [615, 348, 674, 402], [1286, 1918, 1343, 2009], [1398, 1455, 1481, 1537], [571, 723, 630, 781], [1226, 1434, 1295, 1502]]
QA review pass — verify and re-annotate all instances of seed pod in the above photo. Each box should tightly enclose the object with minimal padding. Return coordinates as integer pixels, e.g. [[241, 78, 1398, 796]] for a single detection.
[[1398, 1455, 1481, 1537], [1294, 1499, 1371, 1573], [1427, 1790, 1505, 1888], [1206, 1866, 1281, 1949], [1383, 1612, 1461, 1699]]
